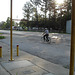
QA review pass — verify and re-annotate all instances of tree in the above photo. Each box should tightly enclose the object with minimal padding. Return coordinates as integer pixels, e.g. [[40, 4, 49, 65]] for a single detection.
[[23, 2, 34, 30], [30, 0, 42, 28], [23, 2, 34, 21], [55, 0, 72, 32], [0, 21, 6, 29], [5, 17, 15, 29], [5, 17, 10, 29], [19, 19, 28, 30], [41, 0, 57, 29], [21, 0, 72, 32]]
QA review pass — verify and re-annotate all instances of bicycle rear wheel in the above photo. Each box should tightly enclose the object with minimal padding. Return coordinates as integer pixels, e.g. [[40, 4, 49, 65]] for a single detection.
[[47, 37, 51, 44]]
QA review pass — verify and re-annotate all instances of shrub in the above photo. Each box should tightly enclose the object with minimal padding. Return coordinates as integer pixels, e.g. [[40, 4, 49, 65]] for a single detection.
[[0, 36, 5, 39]]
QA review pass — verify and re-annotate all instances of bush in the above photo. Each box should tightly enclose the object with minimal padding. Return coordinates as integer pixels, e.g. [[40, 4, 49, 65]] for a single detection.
[[0, 36, 5, 39]]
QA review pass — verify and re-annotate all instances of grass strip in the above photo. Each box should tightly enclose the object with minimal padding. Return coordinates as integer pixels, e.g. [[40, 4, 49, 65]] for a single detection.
[[0, 36, 5, 39]]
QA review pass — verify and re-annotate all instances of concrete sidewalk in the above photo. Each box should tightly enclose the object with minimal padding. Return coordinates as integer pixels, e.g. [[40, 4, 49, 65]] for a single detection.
[[0, 41, 73, 75]]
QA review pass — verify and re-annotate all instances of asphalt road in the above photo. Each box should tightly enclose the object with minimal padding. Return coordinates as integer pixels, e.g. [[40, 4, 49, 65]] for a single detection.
[[0, 30, 72, 69]]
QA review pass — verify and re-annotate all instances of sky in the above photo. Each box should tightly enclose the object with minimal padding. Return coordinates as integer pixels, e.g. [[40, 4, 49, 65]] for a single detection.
[[0, 0, 64, 22], [0, 0, 30, 22]]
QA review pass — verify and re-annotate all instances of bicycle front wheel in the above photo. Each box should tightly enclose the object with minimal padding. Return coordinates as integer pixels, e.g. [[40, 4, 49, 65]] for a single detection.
[[41, 37, 44, 42]]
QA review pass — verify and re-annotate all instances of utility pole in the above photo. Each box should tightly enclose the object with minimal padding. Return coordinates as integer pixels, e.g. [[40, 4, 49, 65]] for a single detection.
[[69, 0, 75, 75], [9, 0, 14, 61]]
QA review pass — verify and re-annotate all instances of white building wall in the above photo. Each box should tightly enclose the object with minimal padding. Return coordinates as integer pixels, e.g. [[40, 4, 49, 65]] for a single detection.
[[66, 20, 71, 33]]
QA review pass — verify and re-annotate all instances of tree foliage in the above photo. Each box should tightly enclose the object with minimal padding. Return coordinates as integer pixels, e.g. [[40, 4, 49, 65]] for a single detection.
[[0, 17, 15, 30], [23, 2, 34, 21], [20, 0, 71, 32], [0, 0, 71, 32]]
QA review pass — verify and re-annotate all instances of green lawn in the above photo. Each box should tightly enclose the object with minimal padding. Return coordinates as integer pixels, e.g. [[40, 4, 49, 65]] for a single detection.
[[0, 33, 5, 39]]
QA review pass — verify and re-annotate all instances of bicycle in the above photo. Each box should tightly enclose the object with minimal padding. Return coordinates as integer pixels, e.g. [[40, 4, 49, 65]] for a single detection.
[[41, 35, 51, 44]]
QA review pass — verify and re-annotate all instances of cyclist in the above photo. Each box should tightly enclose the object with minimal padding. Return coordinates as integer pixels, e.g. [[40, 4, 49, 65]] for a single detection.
[[43, 28, 49, 41]]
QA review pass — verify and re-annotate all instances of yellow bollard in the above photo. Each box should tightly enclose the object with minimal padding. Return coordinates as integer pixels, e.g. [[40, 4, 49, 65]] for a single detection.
[[17, 45, 19, 56], [0, 46, 2, 58]]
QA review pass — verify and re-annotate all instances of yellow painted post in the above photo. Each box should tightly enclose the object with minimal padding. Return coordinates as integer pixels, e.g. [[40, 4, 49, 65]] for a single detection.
[[0, 46, 2, 58], [17, 45, 19, 56], [69, 0, 75, 75], [9, 0, 14, 61]]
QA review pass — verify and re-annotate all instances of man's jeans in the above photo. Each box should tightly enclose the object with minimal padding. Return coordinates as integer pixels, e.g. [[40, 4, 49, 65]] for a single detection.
[[43, 34, 49, 41]]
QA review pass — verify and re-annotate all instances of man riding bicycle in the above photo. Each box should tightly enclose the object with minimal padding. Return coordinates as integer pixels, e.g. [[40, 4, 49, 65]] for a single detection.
[[43, 28, 49, 41]]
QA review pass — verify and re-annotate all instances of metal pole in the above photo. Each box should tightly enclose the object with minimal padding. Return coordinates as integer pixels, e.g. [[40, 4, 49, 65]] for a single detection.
[[69, 0, 75, 75], [9, 0, 14, 61]]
